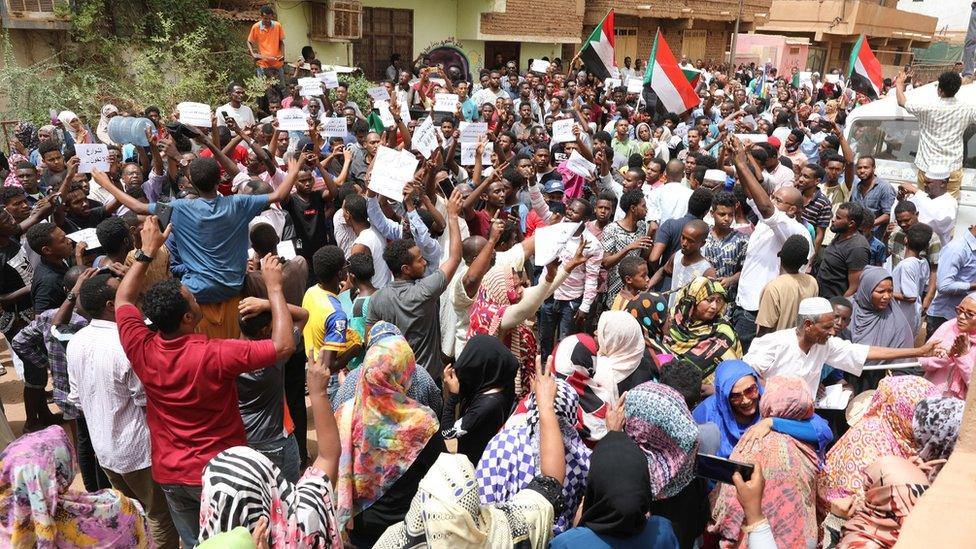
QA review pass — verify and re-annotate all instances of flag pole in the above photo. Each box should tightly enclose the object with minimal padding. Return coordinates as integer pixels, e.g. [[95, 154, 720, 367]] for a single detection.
[[569, 8, 614, 77]]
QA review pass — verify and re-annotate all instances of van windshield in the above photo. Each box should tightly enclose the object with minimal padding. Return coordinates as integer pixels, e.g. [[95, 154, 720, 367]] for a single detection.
[[849, 119, 976, 168]]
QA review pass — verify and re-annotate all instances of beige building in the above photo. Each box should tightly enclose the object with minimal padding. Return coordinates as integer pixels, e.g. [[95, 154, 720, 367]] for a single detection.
[[757, 0, 938, 75]]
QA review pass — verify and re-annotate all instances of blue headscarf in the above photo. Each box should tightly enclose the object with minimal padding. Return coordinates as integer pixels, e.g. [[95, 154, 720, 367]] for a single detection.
[[691, 360, 764, 458]]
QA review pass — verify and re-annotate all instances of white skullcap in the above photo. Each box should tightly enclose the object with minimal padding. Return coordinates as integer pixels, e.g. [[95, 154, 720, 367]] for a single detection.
[[925, 165, 951, 181], [798, 297, 833, 316], [714, 89, 726, 97], [704, 169, 726, 182], [807, 113, 822, 121]]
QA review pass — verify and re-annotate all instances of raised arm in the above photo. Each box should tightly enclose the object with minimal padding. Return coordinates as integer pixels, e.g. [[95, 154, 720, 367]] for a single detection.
[[533, 356, 565, 484], [90, 168, 151, 216], [462, 216, 503, 297], [266, 155, 300, 204], [833, 122, 854, 190], [307, 349, 341, 484], [439, 188, 464, 280], [258, 254, 297, 362], [730, 137, 774, 219], [117, 216, 171, 308], [194, 132, 240, 180], [895, 70, 909, 108]]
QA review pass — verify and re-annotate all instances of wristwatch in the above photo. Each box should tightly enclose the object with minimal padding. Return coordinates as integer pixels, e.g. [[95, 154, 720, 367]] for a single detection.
[[134, 249, 154, 263], [65, 292, 77, 302]]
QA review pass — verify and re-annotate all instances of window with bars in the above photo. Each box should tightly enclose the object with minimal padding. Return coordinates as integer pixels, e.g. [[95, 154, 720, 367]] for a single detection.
[[308, 0, 362, 40], [2, 0, 71, 28], [7, 0, 57, 12]]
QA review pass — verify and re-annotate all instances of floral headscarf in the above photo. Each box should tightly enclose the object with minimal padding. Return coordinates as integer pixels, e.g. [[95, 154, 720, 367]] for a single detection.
[[710, 376, 820, 549], [0, 426, 150, 548], [838, 456, 929, 549], [469, 264, 536, 398], [477, 379, 590, 534], [913, 396, 965, 481], [666, 277, 742, 378], [334, 333, 439, 527], [819, 376, 937, 512], [14, 122, 38, 152], [200, 446, 341, 548]]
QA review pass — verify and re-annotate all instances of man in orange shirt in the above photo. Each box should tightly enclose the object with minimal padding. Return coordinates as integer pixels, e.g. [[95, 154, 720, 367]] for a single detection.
[[247, 5, 285, 81]]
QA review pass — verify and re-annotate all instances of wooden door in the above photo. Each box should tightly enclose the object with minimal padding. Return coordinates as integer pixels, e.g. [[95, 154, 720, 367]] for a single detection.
[[614, 27, 638, 67], [353, 7, 413, 81], [681, 30, 707, 61]]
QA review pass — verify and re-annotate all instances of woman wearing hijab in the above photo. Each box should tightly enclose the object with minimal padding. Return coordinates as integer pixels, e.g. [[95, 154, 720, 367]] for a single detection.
[[550, 431, 680, 548], [913, 396, 965, 480], [692, 360, 833, 459], [441, 335, 519, 464], [709, 376, 821, 549], [0, 425, 151, 547], [376, 364, 568, 549], [850, 267, 916, 391], [199, 345, 343, 548], [334, 326, 443, 547], [623, 382, 702, 548], [477, 378, 590, 534], [57, 110, 93, 145], [332, 323, 442, 416], [95, 104, 119, 145], [837, 456, 930, 549], [920, 293, 976, 399], [469, 261, 575, 398], [548, 313, 656, 444], [665, 277, 742, 380], [818, 376, 937, 516]]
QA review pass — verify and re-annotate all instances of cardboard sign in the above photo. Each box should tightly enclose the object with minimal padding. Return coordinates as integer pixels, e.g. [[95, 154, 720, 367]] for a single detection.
[[825, 74, 841, 84], [74, 144, 109, 174], [534, 222, 582, 266], [321, 117, 347, 138], [66, 228, 101, 249], [458, 121, 488, 143], [176, 102, 211, 127], [367, 86, 391, 102], [434, 93, 459, 113], [320, 64, 357, 74], [413, 117, 438, 159], [276, 108, 308, 131], [530, 59, 550, 74], [604, 77, 622, 90], [299, 77, 324, 97], [551, 118, 576, 144], [460, 142, 493, 166], [733, 133, 768, 144], [317, 71, 339, 89], [399, 102, 411, 123], [373, 100, 396, 128], [369, 146, 419, 202], [626, 78, 644, 94], [276, 240, 297, 260], [565, 150, 596, 178]]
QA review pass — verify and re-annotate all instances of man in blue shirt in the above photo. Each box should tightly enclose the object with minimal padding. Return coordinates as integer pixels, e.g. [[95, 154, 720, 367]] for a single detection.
[[92, 133, 299, 338], [928, 225, 976, 338]]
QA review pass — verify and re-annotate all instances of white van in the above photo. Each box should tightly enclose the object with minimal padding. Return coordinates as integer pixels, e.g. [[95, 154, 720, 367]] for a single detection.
[[843, 82, 976, 236]]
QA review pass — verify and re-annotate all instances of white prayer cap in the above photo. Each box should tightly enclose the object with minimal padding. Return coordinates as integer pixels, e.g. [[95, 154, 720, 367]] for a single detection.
[[713, 89, 726, 97], [704, 169, 726, 183], [807, 113, 822, 121], [925, 165, 951, 181], [798, 297, 833, 316]]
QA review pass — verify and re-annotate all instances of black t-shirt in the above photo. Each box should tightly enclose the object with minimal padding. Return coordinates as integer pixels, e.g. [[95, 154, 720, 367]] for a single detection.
[[0, 241, 31, 310], [63, 201, 109, 233], [354, 433, 446, 542], [236, 331, 300, 445], [31, 259, 68, 313], [817, 233, 870, 299], [284, 192, 333, 260]]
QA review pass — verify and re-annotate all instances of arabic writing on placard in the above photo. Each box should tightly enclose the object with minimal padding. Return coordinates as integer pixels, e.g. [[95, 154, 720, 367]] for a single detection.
[[75, 144, 109, 174]]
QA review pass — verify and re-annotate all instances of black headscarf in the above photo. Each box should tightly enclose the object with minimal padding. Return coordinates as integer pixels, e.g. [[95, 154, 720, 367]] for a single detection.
[[453, 335, 518, 413], [580, 430, 652, 537]]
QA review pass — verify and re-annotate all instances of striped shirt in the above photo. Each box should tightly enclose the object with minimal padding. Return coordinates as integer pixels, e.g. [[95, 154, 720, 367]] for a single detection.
[[801, 189, 833, 230], [10, 310, 87, 420], [66, 320, 151, 473], [904, 97, 976, 171]]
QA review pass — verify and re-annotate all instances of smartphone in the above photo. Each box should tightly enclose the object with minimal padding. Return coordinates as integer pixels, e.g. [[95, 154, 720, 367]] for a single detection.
[[155, 202, 173, 231], [695, 454, 754, 485]]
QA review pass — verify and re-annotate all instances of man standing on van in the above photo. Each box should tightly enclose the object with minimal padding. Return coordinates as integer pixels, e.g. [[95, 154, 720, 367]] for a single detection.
[[896, 70, 976, 199]]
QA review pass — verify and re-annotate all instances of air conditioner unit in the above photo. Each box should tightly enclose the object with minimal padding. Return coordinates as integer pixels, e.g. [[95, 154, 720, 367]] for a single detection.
[[309, 0, 361, 40]]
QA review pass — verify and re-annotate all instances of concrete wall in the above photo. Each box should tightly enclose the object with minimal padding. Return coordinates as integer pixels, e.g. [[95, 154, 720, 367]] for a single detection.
[[735, 33, 810, 74], [897, 0, 970, 33]]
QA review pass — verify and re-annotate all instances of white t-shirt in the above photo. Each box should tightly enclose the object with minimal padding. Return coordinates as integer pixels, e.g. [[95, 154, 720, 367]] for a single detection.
[[216, 103, 256, 127], [647, 182, 693, 224], [736, 208, 812, 311], [353, 227, 392, 288], [744, 328, 869, 398]]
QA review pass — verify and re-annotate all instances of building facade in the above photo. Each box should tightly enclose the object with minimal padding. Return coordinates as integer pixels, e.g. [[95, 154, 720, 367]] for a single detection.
[[757, 0, 938, 75], [213, 0, 771, 80]]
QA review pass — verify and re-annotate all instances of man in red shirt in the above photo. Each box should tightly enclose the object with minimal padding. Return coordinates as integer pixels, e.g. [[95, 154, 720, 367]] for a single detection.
[[115, 216, 296, 548]]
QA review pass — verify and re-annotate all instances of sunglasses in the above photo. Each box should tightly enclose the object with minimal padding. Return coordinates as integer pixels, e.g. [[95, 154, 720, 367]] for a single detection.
[[728, 384, 759, 405], [957, 306, 976, 320]]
